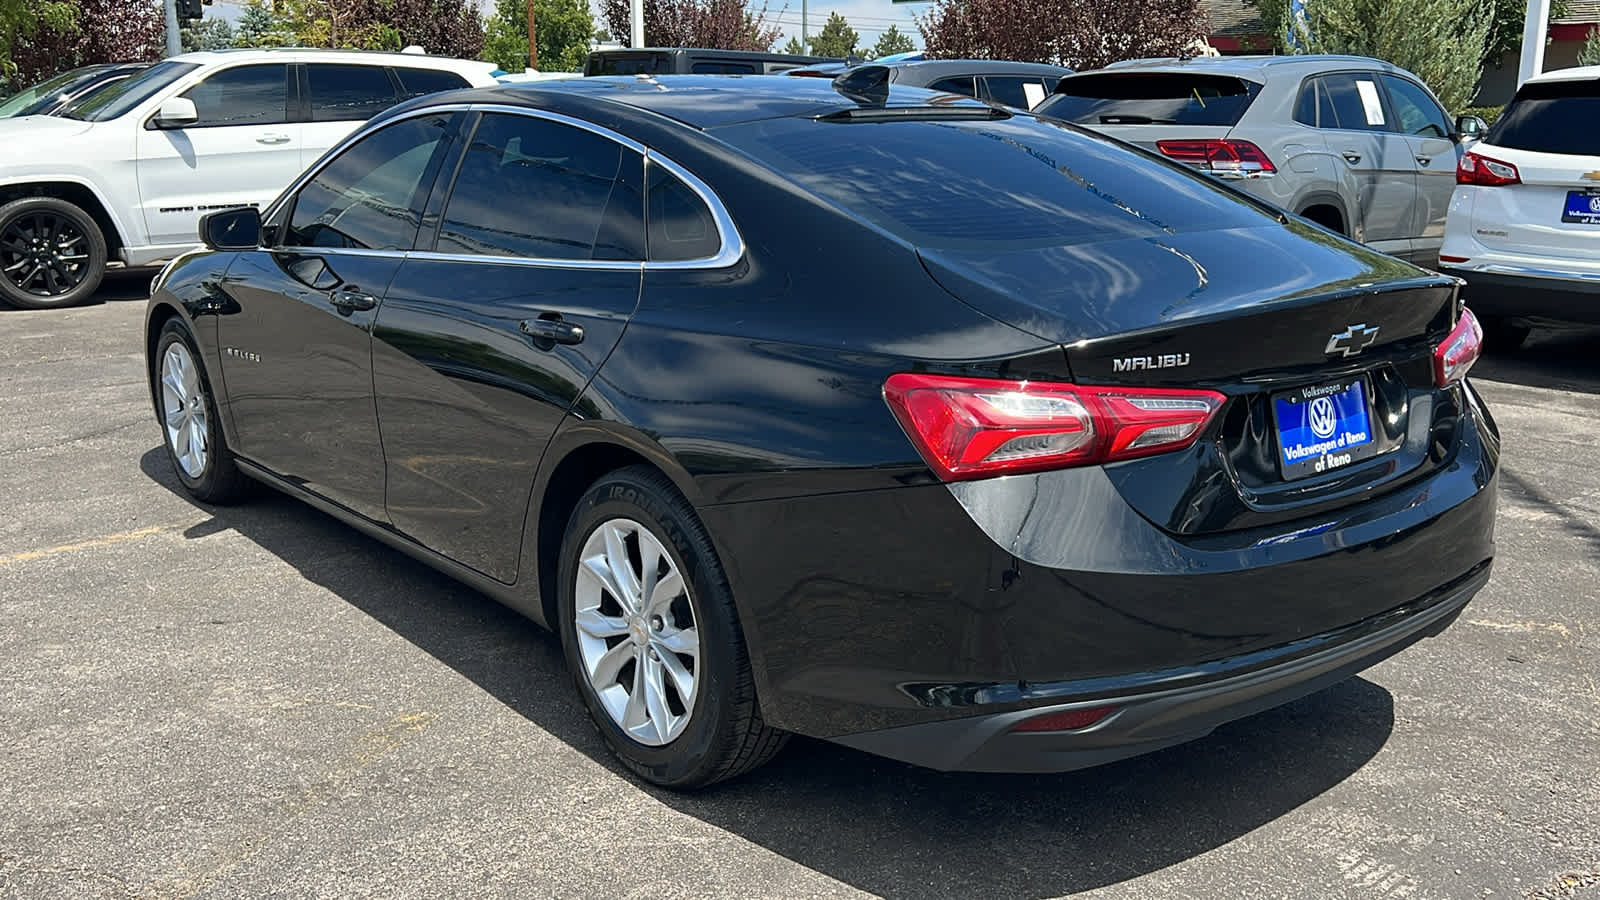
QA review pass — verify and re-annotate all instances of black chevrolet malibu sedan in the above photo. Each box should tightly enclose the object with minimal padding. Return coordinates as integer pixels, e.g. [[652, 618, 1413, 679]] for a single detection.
[[144, 73, 1497, 789]]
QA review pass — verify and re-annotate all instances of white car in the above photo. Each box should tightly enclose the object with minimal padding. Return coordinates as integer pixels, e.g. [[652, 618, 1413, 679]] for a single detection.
[[1439, 65, 1600, 348], [0, 49, 497, 309]]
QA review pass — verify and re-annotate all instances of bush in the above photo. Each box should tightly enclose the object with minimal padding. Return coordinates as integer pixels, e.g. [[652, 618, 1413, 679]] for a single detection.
[[1459, 104, 1503, 124]]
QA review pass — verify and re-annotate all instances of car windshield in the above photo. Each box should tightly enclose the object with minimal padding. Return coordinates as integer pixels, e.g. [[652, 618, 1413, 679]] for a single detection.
[[0, 67, 107, 117], [59, 60, 198, 121], [1036, 73, 1261, 126], [1487, 78, 1600, 156], [716, 113, 1272, 250]]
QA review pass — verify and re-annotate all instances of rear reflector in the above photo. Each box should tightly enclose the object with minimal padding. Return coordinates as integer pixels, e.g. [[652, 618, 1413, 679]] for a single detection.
[[1156, 139, 1276, 177], [1010, 706, 1118, 733], [1439, 254, 1471, 264], [1434, 307, 1483, 386], [1457, 151, 1520, 186], [883, 373, 1225, 481]]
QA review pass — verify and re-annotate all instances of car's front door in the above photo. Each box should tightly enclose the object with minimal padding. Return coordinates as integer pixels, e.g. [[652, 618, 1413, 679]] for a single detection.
[[371, 110, 647, 583], [135, 63, 301, 248], [1380, 74, 1459, 263], [1316, 72, 1417, 257], [216, 111, 462, 522]]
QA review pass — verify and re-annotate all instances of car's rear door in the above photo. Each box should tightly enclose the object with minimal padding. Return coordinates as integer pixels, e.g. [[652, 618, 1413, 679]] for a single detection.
[[134, 63, 301, 247], [298, 62, 404, 169], [370, 110, 646, 583], [1379, 74, 1458, 262], [1314, 72, 1418, 258], [217, 111, 463, 522]]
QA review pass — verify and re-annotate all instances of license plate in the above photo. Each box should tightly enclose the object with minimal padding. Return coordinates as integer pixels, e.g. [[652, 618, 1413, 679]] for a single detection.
[[1562, 189, 1600, 225], [1272, 378, 1378, 480]]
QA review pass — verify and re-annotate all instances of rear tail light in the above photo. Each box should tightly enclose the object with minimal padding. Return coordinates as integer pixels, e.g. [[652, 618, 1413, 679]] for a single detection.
[[1439, 254, 1471, 264], [1456, 151, 1520, 186], [1433, 307, 1483, 386], [882, 373, 1225, 481], [1010, 705, 1119, 733], [1156, 139, 1276, 177]]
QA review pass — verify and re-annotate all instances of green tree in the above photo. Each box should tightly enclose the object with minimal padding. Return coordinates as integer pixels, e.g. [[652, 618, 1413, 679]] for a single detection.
[[1484, 0, 1567, 67], [182, 17, 237, 52], [1256, 0, 1491, 110], [809, 11, 858, 57], [1, 0, 76, 84], [870, 24, 915, 58], [782, 35, 805, 54], [484, 0, 594, 71], [1582, 25, 1600, 66], [234, 0, 292, 47]]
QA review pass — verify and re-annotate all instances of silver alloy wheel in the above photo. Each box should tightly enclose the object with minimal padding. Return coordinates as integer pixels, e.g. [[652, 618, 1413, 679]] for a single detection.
[[160, 342, 209, 478], [574, 518, 701, 746]]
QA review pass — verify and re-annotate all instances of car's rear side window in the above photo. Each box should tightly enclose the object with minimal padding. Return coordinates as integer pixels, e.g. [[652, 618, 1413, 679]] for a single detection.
[[393, 67, 471, 99], [1036, 73, 1260, 125], [718, 114, 1272, 249], [1488, 79, 1600, 156], [928, 76, 978, 97], [1297, 73, 1389, 132], [307, 63, 399, 122], [983, 75, 1052, 109], [647, 166, 719, 261], [436, 112, 645, 261]]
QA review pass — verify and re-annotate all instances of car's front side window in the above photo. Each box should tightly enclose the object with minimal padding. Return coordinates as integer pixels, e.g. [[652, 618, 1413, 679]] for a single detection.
[[307, 63, 399, 122], [1381, 75, 1451, 138], [179, 64, 291, 127], [283, 113, 456, 250], [435, 112, 645, 261]]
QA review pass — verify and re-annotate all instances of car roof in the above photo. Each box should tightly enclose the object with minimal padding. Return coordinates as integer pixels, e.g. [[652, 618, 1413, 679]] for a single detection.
[[1090, 54, 1406, 81], [891, 59, 1074, 78], [450, 74, 959, 129], [1524, 64, 1600, 84], [170, 48, 496, 73]]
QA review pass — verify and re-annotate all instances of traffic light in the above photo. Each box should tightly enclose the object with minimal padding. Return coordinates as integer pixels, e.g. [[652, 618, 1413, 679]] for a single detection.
[[177, 0, 203, 22]]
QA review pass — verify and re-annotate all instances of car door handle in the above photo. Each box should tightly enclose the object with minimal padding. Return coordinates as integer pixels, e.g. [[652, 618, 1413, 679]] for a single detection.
[[329, 288, 378, 315], [519, 316, 584, 346], [1342, 151, 1362, 164], [1415, 155, 1432, 166], [256, 134, 292, 145]]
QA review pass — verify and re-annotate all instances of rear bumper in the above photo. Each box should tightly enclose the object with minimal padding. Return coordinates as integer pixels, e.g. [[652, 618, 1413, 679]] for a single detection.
[[1441, 264, 1600, 324], [832, 563, 1485, 772]]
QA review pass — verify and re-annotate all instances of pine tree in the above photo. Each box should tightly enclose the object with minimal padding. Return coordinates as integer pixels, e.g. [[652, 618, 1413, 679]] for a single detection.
[[1582, 25, 1600, 66], [870, 24, 915, 58], [234, 1, 291, 47], [182, 17, 237, 52], [808, 11, 858, 58], [782, 35, 805, 55]]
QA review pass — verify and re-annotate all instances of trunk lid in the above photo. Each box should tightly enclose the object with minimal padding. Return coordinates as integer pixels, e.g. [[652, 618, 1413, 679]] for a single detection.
[[1465, 143, 1600, 260]]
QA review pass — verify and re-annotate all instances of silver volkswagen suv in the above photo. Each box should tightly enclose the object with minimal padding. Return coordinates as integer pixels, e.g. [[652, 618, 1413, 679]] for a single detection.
[[1034, 55, 1486, 267]]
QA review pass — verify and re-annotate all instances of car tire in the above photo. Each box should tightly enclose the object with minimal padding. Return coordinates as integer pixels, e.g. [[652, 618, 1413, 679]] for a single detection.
[[1477, 315, 1530, 352], [557, 465, 788, 789], [153, 318, 250, 504], [0, 196, 108, 310]]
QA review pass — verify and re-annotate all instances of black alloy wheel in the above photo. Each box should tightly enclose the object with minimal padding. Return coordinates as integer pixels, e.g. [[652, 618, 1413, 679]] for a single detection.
[[0, 197, 108, 309]]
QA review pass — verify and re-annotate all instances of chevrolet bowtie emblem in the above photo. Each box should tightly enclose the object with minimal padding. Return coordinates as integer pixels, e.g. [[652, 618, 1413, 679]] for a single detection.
[[1583, 171, 1600, 181], [1326, 324, 1380, 358]]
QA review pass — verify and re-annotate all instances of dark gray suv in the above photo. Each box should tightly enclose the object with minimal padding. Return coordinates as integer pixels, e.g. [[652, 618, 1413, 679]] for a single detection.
[[1036, 55, 1487, 266]]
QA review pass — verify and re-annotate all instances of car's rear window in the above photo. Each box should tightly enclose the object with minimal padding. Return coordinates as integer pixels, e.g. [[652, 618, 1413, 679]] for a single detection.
[[715, 114, 1273, 250], [1035, 73, 1261, 126], [586, 52, 674, 76], [1488, 78, 1600, 156]]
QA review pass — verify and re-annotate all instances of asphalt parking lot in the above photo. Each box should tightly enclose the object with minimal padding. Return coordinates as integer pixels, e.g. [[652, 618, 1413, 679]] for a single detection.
[[2, 272, 1597, 899]]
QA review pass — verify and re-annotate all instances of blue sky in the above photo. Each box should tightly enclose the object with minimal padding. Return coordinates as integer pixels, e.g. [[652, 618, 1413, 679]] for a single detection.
[[203, 0, 927, 52]]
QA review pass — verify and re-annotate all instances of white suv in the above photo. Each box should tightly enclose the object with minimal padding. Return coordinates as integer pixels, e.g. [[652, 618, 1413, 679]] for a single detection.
[[1439, 66, 1600, 348], [0, 49, 496, 309]]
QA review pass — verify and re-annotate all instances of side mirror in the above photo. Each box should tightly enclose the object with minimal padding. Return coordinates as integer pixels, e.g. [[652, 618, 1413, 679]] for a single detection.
[[1454, 114, 1487, 142], [200, 207, 262, 251], [152, 96, 198, 129]]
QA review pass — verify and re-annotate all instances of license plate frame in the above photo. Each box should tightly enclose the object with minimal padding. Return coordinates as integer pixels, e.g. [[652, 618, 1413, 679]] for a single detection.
[[1270, 377, 1380, 481], [1562, 188, 1600, 225]]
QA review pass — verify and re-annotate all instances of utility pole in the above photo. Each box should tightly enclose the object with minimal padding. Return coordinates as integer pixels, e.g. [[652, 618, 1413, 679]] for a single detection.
[[526, 0, 539, 70], [630, 0, 644, 49], [163, 0, 182, 57], [1518, 0, 1552, 87], [801, 0, 808, 54]]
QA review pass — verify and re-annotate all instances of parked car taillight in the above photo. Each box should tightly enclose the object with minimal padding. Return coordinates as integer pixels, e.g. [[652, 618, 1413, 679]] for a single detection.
[[1456, 152, 1521, 186], [1155, 139, 1276, 177], [1434, 308, 1484, 387], [882, 373, 1225, 481]]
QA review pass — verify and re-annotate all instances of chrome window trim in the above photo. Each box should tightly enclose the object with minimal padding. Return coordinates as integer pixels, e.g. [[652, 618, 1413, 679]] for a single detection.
[[262, 101, 745, 271]]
